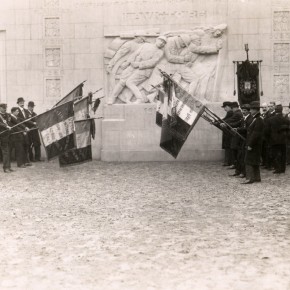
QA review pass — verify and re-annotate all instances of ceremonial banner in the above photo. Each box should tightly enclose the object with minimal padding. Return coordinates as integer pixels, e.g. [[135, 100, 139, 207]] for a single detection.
[[54, 82, 84, 108], [58, 96, 93, 167], [59, 120, 92, 167], [35, 101, 75, 160], [237, 61, 260, 105], [159, 81, 205, 158]]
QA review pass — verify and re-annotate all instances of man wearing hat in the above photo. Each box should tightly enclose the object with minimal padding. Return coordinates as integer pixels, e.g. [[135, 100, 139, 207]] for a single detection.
[[0, 103, 13, 173], [242, 101, 264, 184], [264, 103, 290, 174], [232, 104, 253, 178], [219, 101, 233, 166], [27, 101, 42, 162], [220, 101, 243, 169], [16, 97, 33, 165]]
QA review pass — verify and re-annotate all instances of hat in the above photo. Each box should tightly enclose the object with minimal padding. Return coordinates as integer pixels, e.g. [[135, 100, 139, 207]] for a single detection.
[[231, 101, 239, 108], [157, 35, 167, 43], [241, 104, 250, 111], [17, 97, 25, 103], [250, 101, 260, 109], [275, 104, 283, 113], [0, 103, 7, 108], [179, 34, 191, 46], [28, 101, 35, 107], [221, 101, 232, 108]]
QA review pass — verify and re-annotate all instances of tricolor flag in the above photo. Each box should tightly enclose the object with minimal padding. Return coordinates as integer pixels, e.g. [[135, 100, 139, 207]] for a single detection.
[[59, 120, 92, 167], [158, 81, 205, 158], [53, 82, 84, 108], [35, 101, 75, 160], [58, 96, 93, 167]]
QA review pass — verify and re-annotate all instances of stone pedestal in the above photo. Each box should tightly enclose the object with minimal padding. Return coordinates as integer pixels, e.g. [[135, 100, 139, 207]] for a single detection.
[[101, 103, 224, 162]]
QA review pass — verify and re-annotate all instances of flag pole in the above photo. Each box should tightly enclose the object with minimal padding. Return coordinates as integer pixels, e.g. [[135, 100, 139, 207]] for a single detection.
[[0, 116, 37, 136]]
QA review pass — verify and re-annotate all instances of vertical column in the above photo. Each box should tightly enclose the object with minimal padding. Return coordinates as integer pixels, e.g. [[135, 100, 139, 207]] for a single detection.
[[272, 2, 290, 104], [43, 0, 62, 106]]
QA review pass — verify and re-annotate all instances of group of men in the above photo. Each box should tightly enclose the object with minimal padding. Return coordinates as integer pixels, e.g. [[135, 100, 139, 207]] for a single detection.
[[220, 100, 290, 184], [0, 98, 42, 173]]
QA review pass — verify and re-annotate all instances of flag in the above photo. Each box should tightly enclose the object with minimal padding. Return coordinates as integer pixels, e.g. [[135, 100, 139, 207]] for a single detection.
[[158, 81, 205, 158], [58, 96, 93, 167], [54, 82, 84, 108], [59, 120, 92, 167], [35, 101, 75, 160]]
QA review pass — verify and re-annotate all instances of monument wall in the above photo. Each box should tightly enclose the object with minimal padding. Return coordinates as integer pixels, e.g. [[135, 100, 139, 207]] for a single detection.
[[0, 0, 289, 161]]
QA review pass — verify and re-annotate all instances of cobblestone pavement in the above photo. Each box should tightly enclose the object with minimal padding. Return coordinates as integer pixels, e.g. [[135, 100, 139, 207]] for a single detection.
[[0, 161, 289, 290]]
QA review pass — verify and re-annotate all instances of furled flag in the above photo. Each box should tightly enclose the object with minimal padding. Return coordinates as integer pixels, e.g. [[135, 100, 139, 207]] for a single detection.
[[35, 101, 75, 160], [58, 96, 93, 167], [158, 76, 205, 158], [53, 81, 85, 108]]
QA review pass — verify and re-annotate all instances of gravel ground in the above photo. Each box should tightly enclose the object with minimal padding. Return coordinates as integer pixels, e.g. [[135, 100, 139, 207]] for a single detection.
[[0, 160, 289, 290]]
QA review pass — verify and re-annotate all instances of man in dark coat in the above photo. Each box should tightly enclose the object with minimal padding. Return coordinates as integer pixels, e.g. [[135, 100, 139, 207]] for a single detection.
[[263, 101, 276, 170], [220, 101, 233, 166], [220, 101, 243, 169], [265, 104, 290, 173], [9, 107, 28, 168], [242, 101, 264, 184], [0, 103, 13, 173], [231, 104, 253, 178], [27, 101, 42, 162], [286, 103, 290, 165], [16, 97, 33, 165]]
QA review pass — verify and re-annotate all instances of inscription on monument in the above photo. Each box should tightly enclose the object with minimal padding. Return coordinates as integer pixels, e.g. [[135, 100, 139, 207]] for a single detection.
[[46, 78, 61, 98], [44, 0, 60, 7], [45, 17, 60, 37]]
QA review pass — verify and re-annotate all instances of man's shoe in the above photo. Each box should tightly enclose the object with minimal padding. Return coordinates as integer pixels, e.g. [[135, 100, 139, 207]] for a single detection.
[[35, 159, 44, 162], [229, 173, 240, 176], [25, 163, 32, 166], [18, 165, 26, 168], [241, 180, 254, 184], [8, 168, 14, 172], [239, 174, 246, 178], [3, 169, 11, 173], [273, 170, 282, 174], [222, 163, 230, 166]]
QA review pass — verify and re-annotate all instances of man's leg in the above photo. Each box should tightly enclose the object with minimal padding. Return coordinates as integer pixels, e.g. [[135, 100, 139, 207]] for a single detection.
[[126, 71, 148, 103], [108, 79, 126, 104], [253, 165, 261, 182], [281, 144, 287, 173], [1, 141, 11, 170]]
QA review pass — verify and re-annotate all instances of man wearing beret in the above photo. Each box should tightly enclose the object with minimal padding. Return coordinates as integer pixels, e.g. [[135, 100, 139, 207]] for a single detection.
[[0, 103, 13, 173], [27, 101, 42, 162], [264, 104, 290, 174], [242, 101, 264, 184], [220, 101, 233, 166]]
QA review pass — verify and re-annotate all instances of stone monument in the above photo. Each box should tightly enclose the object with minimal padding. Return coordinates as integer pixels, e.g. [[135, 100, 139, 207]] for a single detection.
[[102, 24, 227, 161]]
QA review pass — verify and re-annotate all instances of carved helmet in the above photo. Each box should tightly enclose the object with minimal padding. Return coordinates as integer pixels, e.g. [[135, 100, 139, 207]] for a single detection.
[[179, 34, 191, 47], [157, 35, 167, 44]]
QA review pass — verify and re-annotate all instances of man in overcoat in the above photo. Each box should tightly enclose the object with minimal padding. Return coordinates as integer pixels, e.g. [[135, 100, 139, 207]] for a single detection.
[[265, 104, 290, 173], [242, 101, 264, 184], [0, 103, 12, 173], [220, 101, 233, 166]]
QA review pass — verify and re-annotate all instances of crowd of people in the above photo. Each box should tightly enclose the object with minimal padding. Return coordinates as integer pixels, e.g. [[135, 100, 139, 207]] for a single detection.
[[0, 98, 42, 173], [220, 100, 290, 184]]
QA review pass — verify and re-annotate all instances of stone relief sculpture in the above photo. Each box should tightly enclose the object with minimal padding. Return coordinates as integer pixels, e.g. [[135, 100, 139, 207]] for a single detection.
[[104, 24, 227, 104]]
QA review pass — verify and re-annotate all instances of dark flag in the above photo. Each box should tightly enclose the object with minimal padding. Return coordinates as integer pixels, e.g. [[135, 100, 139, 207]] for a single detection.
[[58, 96, 93, 167], [237, 61, 260, 105], [35, 101, 75, 160], [54, 82, 85, 108], [158, 80, 205, 158], [59, 120, 92, 167]]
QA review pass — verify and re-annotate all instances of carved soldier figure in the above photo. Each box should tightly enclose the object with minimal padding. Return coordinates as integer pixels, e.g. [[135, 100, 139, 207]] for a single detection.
[[108, 36, 167, 104], [106, 36, 146, 73]]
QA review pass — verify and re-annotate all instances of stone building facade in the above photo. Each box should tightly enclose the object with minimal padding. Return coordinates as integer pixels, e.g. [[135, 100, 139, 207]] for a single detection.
[[0, 0, 289, 160]]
